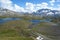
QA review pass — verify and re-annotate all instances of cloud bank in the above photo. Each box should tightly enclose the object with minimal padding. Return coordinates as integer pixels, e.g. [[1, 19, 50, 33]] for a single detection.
[[0, 0, 60, 13]]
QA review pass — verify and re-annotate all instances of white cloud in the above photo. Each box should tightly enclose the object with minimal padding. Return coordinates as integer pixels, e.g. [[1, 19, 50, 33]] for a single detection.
[[25, 2, 35, 13], [14, 4, 25, 12], [50, 0, 55, 6], [25, 2, 48, 12], [56, 5, 60, 10], [0, 0, 49, 13], [0, 0, 60, 13], [36, 2, 48, 9], [26, 2, 35, 10], [0, 0, 13, 10], [0, 0, 25, 12]]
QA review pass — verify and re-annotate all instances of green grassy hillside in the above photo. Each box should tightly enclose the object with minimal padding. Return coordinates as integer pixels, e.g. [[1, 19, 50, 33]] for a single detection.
[[0, 20, 33, 40]]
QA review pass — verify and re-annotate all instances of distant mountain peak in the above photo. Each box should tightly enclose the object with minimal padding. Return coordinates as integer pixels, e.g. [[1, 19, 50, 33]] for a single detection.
[[32, 9, 60, 17], [0, 8, 60, 17]]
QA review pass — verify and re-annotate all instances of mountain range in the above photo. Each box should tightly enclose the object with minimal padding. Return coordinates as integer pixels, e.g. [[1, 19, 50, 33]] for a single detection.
[[0, 8, 21, 16], [0, 8, 60, 17], [32, 9, 60, 16]]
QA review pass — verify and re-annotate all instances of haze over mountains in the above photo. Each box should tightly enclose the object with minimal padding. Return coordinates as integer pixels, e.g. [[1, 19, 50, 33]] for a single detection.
[[0, 8, 21, 16], [0, 8, 60, 17]]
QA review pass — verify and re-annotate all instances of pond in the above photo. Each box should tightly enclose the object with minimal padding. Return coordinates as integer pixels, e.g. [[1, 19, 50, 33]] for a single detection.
[[0, 18, 51, 24], [30, 19, 51, 24], [0, 18, 21, 24]]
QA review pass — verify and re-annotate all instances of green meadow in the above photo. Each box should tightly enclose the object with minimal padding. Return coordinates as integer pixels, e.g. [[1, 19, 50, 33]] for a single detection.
[[0, 19, 34, 40], [0, 15, 60, 40]]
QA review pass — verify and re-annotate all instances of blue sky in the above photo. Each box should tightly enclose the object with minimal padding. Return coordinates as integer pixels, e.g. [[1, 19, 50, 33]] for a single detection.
[[12, 0, 50, 7], [12, 0, 60, 7], [0, 0, 60, 12]]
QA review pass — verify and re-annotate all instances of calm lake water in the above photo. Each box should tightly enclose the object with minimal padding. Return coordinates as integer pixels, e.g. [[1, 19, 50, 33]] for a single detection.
[[0, 18, 51, 24], [0, 18, 21, 24]]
